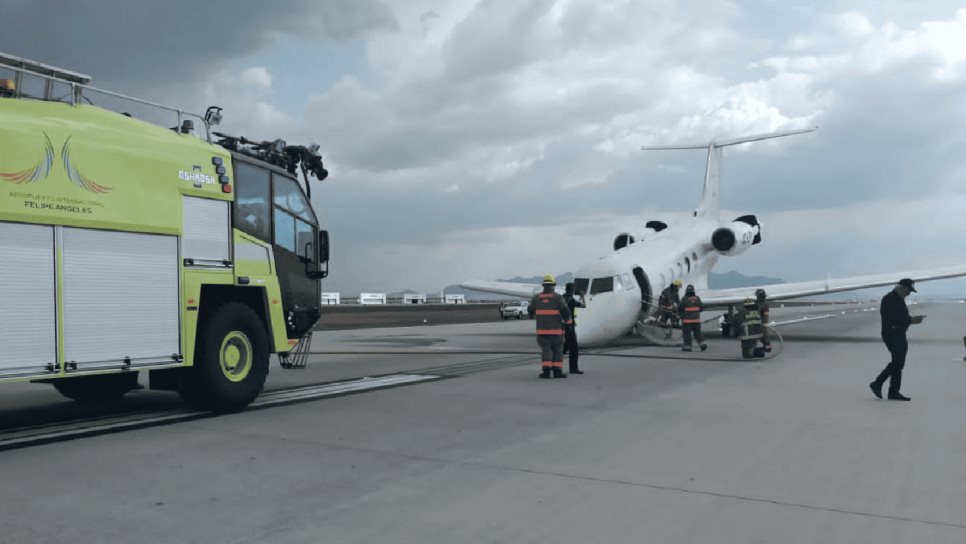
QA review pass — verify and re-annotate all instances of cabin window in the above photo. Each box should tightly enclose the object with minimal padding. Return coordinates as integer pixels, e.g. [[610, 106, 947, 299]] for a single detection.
[[574, 278, 590, 294], [590, 276, 614, 294]]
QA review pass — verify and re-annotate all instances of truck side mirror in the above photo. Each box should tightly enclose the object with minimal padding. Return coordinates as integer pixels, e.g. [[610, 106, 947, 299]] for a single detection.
[[318, 229, 329, 263], [306, 229, 329, 280]]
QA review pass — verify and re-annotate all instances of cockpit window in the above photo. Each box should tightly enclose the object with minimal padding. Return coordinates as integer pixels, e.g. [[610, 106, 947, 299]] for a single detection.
[[590, 276, 614, 294], [574, 278, 590, 294]]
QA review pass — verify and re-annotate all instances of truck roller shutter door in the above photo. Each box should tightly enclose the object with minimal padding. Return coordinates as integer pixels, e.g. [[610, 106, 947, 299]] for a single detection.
[[0, 222, 56, 375], [182, 196, 231, 267], [62, 228, 180, 369]]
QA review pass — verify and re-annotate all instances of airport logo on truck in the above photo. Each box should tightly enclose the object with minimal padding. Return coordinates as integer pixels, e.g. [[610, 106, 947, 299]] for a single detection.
[[1, 132, 112, 193]]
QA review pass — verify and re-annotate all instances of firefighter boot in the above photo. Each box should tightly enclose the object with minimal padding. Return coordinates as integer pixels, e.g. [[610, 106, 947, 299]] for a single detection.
[[700, 343, 708, 352], [741, 342, 754, 359], [539, 368, 551, 379], [552, 367, 567, 379]]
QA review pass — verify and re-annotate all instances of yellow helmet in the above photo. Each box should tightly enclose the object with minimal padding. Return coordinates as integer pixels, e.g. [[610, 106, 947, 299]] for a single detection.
[[542, 274, 556, 285], [743, 297, 757, 307], [672, 279, 683, 287]]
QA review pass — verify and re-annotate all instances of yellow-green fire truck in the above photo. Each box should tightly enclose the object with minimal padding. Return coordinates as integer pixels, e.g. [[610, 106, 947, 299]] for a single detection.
[[0, 53, 329, 411]]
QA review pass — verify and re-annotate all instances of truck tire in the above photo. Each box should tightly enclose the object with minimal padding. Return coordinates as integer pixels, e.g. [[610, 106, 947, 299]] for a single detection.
[[180, 302, 269, 412], [53, 372, 139, 406]]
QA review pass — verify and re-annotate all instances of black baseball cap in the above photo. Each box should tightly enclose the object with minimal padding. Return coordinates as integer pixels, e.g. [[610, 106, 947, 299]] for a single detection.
[[898, 278, 917, 292]]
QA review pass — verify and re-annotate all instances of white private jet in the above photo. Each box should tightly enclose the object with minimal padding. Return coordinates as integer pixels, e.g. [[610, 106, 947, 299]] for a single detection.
[[461, 128, 966, 346]]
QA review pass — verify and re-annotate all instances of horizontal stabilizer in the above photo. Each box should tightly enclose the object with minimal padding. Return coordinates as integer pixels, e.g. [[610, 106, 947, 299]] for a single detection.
[[458, 280, 542, 299], [641, 127, 817, 150]]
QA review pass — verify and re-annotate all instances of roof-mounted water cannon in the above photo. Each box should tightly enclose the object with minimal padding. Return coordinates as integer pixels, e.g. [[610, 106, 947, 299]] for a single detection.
[[284, 143, 328, 200], [212, 130, 328, 198]]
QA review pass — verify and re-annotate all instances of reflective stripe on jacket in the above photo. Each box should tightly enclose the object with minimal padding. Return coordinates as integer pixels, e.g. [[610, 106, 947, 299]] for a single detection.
[[530, 291, 572, 335], [679, 295, 703, 324], [738, 309, 763, 340]]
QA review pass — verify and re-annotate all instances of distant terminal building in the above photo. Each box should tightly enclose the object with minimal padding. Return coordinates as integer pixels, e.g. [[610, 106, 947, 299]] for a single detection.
[[444, 294, 466, 304], [320, 292, 341, 305], [358, 293, 387, 305], [403, 293, 427, 304]]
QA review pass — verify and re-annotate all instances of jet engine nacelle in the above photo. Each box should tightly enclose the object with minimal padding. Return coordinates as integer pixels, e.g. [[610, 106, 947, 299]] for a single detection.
[[711, 221, 760, 256]]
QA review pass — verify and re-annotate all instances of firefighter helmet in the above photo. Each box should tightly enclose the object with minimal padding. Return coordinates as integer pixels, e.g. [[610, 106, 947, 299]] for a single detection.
[[672, 279, 683, 287], [542, 274, 556, 285], [685, 284, 695, 295], [755, 288, 766, 298], [743, 297, 757, 307]]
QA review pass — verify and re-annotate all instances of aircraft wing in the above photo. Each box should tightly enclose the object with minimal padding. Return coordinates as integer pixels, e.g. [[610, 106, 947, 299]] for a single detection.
[[458, 280, 541, 299], [701, 265, 966, 306]]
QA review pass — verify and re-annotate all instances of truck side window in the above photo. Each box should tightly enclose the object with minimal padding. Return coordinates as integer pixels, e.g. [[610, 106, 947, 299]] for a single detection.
[[272, 174, 317, 260], [233, 162, 271, 241], [272, 175, 317, 224]]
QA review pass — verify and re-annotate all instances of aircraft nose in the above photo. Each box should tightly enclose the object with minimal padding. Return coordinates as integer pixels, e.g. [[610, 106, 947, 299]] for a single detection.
[[576, 290, 641, 346]]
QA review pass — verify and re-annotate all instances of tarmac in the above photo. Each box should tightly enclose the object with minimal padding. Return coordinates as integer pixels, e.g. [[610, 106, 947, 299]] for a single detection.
[[1, 302, 965, 543]]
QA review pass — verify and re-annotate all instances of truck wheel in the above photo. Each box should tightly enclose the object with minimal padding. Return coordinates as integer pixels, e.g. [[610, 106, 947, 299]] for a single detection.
[[180, 302, 269, 412], [53, 372, 139, 406]]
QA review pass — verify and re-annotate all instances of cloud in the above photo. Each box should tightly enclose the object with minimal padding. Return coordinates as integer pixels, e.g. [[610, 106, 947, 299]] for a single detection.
[[5, 1, 966, 294], [239, 67, 273, 92], [308, 2, 966, 292], [0, 0, 397, 92]]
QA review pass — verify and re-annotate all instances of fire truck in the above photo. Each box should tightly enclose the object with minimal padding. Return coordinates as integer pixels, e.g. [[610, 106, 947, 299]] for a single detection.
[[0, 52, 330, 411]]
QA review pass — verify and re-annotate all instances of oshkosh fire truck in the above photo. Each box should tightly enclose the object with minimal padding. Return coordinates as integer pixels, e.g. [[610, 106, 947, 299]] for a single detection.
[[0, 53, 329, 411]]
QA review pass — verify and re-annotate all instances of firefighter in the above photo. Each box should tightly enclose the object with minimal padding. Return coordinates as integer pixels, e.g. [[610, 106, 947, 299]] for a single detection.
[[657, 279, 683, 338], [562, 282, 586, 374], [756, 288, 772, 352], [529, 274, 573, 379], [679, 284, 707, 352], [734, 297, 764, 358]]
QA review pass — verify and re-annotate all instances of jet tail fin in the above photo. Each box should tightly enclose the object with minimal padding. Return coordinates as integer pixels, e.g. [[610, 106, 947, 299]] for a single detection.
[[642, 127, 817, 218]]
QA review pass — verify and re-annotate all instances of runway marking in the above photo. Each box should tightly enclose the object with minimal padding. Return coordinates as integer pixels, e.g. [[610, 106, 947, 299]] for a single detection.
[[482, 464, 966, 531], [0, 373, 440, 452]]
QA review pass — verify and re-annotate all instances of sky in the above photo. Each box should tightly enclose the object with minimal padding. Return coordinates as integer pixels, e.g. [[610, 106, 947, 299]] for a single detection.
[[3, 0, 966, 297]]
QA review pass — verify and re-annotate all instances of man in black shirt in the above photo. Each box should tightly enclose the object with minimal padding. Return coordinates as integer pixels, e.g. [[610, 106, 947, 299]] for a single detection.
[[870, 278, 925, 401], [562, 282, 587, 374]]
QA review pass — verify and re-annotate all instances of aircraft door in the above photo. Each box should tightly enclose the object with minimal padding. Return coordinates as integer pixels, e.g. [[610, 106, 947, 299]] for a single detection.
[[632, 267, 651, 315]]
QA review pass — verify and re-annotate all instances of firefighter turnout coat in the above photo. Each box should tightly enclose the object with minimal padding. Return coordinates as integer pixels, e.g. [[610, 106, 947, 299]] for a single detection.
[[530, 291, 573, 335], [679, 295, 704, 324]]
